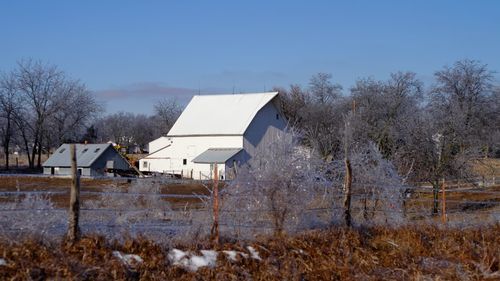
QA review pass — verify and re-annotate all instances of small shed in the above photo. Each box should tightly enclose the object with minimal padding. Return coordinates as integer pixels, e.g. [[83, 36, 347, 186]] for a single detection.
[[192, 148, 242, 180], [43, 143, 131, 177]]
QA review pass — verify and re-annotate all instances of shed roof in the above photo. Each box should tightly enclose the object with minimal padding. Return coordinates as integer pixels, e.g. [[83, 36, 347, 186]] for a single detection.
[[192, 148, 242, 164], [43, 143, 114, 167], [167, 92, 279, 136]]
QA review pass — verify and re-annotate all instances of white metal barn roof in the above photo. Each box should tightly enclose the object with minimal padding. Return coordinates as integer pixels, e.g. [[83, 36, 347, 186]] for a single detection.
[[43, 143, 113, 167], [192, 148, 242, 164], [167, 92, 278, 136]]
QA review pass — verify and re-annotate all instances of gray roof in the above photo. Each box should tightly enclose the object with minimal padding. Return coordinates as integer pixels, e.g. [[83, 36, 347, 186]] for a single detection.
[[192, 148, 242, 164], [43, 143, 114, 167]]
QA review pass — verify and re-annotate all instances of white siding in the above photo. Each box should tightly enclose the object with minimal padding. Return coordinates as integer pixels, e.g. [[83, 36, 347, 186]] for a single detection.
[[139, 135, 243, 178], [148, 136, 171, 153], [243, 101, 288, 160]]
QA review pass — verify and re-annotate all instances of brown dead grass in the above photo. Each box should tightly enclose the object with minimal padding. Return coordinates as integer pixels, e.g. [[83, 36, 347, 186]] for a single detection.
[[473, 158, 500, 178], [1, 224, 499, 280]]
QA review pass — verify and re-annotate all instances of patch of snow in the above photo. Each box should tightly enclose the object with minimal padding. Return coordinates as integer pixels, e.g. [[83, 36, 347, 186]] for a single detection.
[[168, 249, 218, 272], [247, 246, 261, 260], [168, 249, 188, 263], [223, 250, 237, 261], [113, 251, 143, 267], [223, 250, 248, 261], [0, 258, 6, 266], [189, 250, 217, 271], [200, 250, 217, 266]]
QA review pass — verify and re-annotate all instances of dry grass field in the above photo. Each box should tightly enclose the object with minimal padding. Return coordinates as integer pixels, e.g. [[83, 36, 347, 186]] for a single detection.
[[0, 224, 499, 280], [0, 160, 499, 279]]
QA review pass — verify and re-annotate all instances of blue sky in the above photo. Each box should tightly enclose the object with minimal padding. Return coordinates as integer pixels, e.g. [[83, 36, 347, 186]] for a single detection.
[[1, 1, 499, 114]]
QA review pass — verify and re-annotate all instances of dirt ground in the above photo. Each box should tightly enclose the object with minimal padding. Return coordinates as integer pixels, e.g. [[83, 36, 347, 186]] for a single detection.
[[0, 175, 210, 209]]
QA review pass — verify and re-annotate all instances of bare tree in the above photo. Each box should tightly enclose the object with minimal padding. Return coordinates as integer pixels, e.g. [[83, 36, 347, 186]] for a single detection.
[[95, 112, 134, 146], [95, 112, 157, 152], [485, 88, 500, 157], [430, 59, 495, 154], [274, 84, 309, 127], [0, 72, 21, 169], [44, 79, 102, 155], [153, 97, 182, 136], [130, 114, 157, 149], [309, 72, 342, 104], [410, 60, 497, 214], [348, 72, 423, 159], [276, 74, 347, 159], [14, 59, 65, 168]]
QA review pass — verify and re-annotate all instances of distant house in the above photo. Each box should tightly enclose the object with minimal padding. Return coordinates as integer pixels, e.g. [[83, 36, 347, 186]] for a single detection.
[[43, 143, 131, 177], [139, 92, 287, 180]]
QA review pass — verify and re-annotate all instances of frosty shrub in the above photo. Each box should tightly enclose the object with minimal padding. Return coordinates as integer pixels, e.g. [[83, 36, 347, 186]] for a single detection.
[[82, 179, 174, 241], [82, 179, 211, 244], [220, 133, 332, 238], [0, 193, 67, 242], [330, 142, 407, 226]]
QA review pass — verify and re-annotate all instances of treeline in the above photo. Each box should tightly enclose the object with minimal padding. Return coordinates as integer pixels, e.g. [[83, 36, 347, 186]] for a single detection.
[[91, 99, 181, 151], [0, 59, 100, 169], [275, 59, 499, 187], [0, 59, 181, 169], [1, 58, 499, 181]]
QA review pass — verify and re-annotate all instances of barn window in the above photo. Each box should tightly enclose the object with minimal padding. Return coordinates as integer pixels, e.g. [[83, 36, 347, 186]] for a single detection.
[[143, 161, 148, 168], [276, 114, 279, 120], [183, 159, 187, 165]]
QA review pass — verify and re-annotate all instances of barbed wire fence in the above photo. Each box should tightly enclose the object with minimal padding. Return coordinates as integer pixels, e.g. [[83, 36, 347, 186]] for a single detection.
[[0, 174, 499, 244]]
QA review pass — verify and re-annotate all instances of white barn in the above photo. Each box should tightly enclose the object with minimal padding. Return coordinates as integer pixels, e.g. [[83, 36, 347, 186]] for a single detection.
[[139, 92, 287, 180]]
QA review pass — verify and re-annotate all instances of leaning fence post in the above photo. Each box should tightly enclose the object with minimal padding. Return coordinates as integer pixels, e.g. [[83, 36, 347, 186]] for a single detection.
[[67, 144, 81, 243], [343, 157, 352, 227], [441, 178, 446, 224], [211, 163, 220, 245]]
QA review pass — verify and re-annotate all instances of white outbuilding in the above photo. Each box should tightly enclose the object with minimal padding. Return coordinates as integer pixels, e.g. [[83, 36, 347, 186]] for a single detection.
[[139, 92, 287, 180]]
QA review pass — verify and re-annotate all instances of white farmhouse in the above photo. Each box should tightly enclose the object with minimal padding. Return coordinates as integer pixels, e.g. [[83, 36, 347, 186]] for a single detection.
[[139, 92, 287, 180]]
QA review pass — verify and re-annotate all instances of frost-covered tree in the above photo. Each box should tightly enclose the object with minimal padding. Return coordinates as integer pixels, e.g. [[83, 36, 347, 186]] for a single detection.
[[221, 132, 331, 237]]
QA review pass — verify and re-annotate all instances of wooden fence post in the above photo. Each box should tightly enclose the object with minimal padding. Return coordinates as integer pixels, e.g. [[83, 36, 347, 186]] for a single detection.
[[211, 163, 220, 245], [343, 158, 352, 227], [67, 144, 81, 243], [432, 180, 439, 216], [441, 178, 446, 224]]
